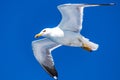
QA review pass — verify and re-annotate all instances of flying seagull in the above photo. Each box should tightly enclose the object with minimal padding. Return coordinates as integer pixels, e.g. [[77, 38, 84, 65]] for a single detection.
[[32, 3, 115, 80]]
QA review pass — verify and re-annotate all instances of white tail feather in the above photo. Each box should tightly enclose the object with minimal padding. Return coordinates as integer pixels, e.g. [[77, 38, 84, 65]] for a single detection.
[[82, 37, 99, 51], [87, 41, 99, 51]]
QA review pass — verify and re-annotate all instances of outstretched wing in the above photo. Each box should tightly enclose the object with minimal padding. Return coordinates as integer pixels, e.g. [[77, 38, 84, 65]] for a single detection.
[[32, 38, 61, 79], [57, 3, 115, 33]]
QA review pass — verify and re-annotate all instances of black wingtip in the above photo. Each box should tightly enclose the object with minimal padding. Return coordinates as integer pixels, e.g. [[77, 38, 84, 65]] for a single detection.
[[42, 65, 58, 79]]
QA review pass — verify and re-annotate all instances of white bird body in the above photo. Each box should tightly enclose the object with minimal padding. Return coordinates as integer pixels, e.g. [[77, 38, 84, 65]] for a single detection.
[[32, 3, 115, 80], [47, 27, 82, 47]]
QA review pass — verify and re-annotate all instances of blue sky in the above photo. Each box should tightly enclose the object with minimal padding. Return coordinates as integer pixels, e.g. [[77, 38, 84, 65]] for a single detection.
[[0, 0, 120, 80]]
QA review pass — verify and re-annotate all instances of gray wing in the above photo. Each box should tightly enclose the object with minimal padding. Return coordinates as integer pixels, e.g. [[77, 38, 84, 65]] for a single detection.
[[32, 38, 61, 79], [57, 3, 114, 33]]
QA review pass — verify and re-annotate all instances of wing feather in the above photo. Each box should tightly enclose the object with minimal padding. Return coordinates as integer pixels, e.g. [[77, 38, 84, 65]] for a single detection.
[[58, 4, 84, 32], [57, 3, 114, 32], [32, 38, 61, 79]]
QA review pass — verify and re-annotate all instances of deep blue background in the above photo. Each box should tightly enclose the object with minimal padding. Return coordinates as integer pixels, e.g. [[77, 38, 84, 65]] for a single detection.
[[0, 0, 120, 80]]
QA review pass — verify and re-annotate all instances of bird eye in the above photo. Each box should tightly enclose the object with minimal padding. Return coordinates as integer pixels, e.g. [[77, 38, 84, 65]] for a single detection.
[[43, 30, 46, 32]]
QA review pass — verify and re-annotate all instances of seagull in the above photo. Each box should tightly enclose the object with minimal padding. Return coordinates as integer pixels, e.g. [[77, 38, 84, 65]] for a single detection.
[[32, 3, 115, 80]]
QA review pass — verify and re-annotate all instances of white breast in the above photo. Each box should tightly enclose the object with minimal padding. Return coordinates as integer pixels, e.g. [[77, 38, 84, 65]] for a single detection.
[[50, 27, 64, 37], [49, 29, 82, 47]]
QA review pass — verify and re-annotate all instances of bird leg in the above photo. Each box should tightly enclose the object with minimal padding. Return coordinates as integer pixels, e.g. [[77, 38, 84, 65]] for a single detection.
[[81, 43, 92, 52]]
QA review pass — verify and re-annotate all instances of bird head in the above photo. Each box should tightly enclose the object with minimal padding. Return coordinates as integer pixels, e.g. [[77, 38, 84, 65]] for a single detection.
[[35, 28, 51, 38]]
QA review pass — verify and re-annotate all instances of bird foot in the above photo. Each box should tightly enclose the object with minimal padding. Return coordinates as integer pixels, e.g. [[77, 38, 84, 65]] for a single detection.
[[81, 43, 92, 52]]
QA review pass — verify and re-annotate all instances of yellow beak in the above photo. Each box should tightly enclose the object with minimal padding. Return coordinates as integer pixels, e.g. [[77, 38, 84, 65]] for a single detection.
[[35, 33, 43, 38]]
